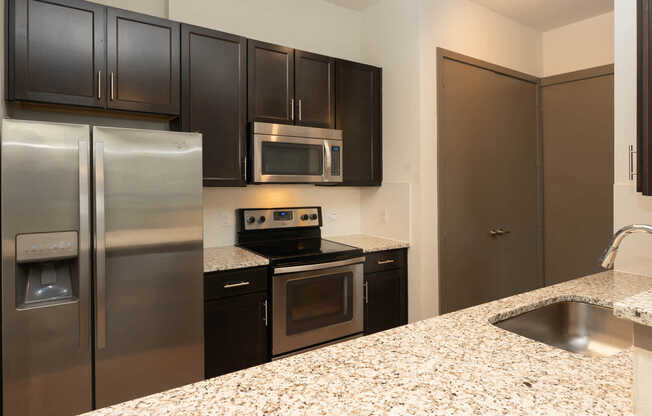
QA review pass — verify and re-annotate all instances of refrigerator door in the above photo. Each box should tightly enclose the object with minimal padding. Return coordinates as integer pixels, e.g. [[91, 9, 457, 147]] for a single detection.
[[92, 127, 204, 408], [1, 119, 92, 415]]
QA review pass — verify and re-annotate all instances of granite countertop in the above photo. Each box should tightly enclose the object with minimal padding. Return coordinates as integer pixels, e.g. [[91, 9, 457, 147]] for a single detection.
[[327, 234, 409, 253], [615, 289, 652, 327], [84, 270, 652, 416], [203, 246, 268, 273]]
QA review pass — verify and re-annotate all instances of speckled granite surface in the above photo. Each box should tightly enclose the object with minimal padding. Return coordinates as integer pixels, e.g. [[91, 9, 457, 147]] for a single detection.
[[615, 289, 652, 327], [83, 271, 652, 416], [203, 246, 268, 273], [327, 234, 409, 253]]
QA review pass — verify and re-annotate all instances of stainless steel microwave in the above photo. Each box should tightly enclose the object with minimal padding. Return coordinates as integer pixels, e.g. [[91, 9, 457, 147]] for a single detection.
[[250, 122, 343, 184]]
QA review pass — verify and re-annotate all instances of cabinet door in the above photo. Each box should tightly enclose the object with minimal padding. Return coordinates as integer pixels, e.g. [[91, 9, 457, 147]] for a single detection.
[[336, 60, 382, 185], [204, 292, 269, 378], [8, 0, 106, 107], [364, 269, 406, 335], [181, 25, 246, 187], [295, 50, 335, 128], [106, 8, 180, 115], [248, 40, 294, 124]]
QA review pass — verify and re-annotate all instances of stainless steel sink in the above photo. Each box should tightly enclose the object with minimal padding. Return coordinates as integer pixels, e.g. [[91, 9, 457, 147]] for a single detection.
[[494, 301, 633, 357]]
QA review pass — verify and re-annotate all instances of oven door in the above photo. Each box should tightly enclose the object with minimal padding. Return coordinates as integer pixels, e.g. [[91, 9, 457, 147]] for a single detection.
[[252, 134, 343, 183], [272, 257, 364, 356]]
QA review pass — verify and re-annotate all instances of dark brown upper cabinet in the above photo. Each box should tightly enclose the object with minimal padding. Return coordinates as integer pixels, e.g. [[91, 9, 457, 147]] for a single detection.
[[7, 0, 106, 108], [248, 40, 294, 124], [336, 60, 382, 186], [295, 51, 335, 128], [639, 0, 652, 195], [181, 24, 246, 187], [107, 9, 180, 115]]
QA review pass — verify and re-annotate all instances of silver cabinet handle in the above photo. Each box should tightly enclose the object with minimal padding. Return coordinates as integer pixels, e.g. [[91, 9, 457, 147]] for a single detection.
[[223, 281, 250, 289], [298, 99, 302, 121], [94, 141, 107, 349], [377, 259, 395, 265], [629, 144, 638, 181], [364, 281, 369, 304], [78, 140, 91, 350], [97, 71, 102, 100], [263, 299, 268, 327], [110, 72, 115, 101], [290, 98, 294, 121]]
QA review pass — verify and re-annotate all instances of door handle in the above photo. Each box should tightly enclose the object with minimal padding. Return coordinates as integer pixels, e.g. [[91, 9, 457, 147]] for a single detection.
[[364, 281, 369, 304], [290, 98, 295, 121], [97, 71, 102, 100], [629, 144, 638, 181], [377, 259, 395, 265], [298, 99, 302, 121], [496, 228, 510, 235], [78, 140, 91, 350], [263, 299, 268, 327], [94, 142, 107, 349], [110, 72, 115, 101]]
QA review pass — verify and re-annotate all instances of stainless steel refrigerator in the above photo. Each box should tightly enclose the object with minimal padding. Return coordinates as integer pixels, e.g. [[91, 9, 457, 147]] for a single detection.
[[1, 120, 204, 415]]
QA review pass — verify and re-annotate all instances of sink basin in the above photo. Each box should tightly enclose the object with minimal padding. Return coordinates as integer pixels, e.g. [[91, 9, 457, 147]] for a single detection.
[[494, 301, 633, 357]]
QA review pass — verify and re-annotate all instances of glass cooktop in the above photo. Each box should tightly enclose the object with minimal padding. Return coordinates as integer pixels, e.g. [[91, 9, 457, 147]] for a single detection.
[[239, 238, 362, 266]]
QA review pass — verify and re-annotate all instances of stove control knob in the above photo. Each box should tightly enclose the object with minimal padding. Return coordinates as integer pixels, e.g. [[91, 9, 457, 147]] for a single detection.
[[259, 216, 266, 223], [301, 214, 309, 221], [310, 213, 318, 221], [246, 216, 255, 224]]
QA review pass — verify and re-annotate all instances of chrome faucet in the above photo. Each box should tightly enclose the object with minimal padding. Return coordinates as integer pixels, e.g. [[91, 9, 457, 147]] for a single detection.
[[600, 224, 652, 269]]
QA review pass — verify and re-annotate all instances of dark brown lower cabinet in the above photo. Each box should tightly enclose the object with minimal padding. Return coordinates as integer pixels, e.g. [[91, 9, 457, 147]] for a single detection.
[[204, 267, 269, 379], [364, 249, 407, 335]]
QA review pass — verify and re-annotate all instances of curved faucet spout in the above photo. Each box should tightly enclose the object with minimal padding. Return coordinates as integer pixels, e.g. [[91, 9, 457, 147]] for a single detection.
[[600, 224, 652, 269]]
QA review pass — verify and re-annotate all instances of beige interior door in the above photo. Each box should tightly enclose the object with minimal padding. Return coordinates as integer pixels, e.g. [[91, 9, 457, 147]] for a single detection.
[[541, 68, 614, 286]]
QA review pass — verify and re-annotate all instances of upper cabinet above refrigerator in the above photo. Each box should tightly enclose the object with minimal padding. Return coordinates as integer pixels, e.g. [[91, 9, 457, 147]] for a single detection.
[[247, 40, 335, 128], [7, 0, 107, 108], [7, 0, 181, 116]]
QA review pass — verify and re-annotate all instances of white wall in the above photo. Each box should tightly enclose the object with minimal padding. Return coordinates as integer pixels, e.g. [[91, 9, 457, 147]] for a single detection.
[[612, 0, 652, 276], [169, 0, 364, 62], [542, 12, 614, 77]]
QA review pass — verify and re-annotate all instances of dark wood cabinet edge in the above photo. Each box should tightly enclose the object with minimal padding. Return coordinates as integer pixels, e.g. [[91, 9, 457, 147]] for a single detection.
[[10, 100, 178, 121], [639, 0, 650, 194]]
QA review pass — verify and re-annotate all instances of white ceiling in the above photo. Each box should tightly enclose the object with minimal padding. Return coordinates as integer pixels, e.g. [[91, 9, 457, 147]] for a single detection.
[[322, 0, 379, 11], [469, 0, 614, 31]]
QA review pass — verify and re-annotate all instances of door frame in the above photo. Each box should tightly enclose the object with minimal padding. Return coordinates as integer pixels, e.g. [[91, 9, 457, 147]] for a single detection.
[[435, 48, 543, 315]]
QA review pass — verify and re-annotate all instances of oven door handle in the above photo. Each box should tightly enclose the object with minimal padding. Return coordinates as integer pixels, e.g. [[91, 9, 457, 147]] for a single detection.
[[274, 256, 365, 275]]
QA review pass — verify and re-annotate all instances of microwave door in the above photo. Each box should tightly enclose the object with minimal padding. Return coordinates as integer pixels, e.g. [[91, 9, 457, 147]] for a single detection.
[[253, 135, 326, 183]]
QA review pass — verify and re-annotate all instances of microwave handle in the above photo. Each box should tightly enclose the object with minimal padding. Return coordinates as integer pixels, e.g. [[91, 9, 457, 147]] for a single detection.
[[324, 142, 332, 180]]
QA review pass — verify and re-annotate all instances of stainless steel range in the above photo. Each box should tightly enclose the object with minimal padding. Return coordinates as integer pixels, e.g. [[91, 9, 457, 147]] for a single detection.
[[237, 207, 364, 357]]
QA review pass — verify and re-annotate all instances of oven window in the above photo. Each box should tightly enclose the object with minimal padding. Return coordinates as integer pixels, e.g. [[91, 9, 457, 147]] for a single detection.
[[262, 142, 323, 176], [285, 272, 353, 336]]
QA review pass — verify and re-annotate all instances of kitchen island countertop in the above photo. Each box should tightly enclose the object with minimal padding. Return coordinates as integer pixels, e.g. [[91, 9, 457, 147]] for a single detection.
[[84, 270, 652, 415]]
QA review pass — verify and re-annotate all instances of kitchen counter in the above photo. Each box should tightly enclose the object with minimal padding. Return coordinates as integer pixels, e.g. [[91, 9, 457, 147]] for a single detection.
[[83, 270, 652, 415], [615, 289, 652, 327], [327, 234, 409, 253], [203, 246, 269, 273]]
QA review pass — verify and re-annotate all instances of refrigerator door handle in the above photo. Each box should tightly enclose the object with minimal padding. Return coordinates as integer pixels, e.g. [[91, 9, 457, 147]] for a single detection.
[[79, 140, 91, 350], [94, 141, 107, 349]]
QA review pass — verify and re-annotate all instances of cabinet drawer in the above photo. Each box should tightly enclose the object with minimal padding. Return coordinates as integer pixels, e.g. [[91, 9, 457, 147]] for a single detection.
[[204, 267, 268, 300], [364, 249, 404, 274]]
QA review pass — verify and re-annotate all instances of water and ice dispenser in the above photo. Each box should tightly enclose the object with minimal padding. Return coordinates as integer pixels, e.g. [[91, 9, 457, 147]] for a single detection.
[[15, 231, 79, 308]]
